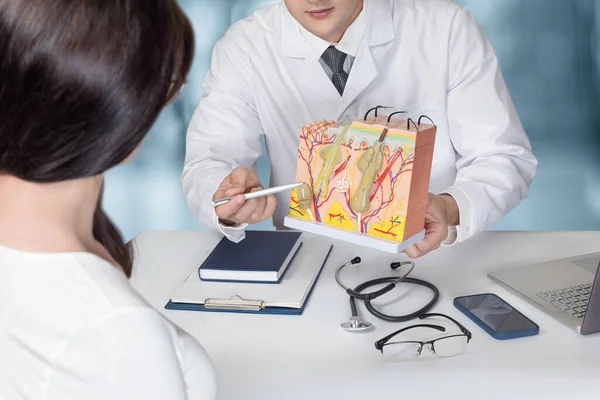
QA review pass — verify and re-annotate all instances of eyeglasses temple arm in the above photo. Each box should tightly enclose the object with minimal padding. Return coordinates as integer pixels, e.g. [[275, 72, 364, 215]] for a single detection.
[[374, 324, 446, 350], [419, 313, 472, 339]]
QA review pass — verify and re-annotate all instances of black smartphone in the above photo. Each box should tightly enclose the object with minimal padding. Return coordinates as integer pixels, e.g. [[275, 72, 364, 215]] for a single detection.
[[454, 293, 539, 340]]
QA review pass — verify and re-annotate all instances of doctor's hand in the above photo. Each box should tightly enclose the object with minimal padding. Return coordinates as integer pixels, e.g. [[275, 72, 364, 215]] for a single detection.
[[404, 193, 459, 259], [213, 167, 277, 226]]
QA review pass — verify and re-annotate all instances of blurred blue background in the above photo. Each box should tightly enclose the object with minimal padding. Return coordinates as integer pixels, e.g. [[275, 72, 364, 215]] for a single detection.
[[105, 0, 600, 241]]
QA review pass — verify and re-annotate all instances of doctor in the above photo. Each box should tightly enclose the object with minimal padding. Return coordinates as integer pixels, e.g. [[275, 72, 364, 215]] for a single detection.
[[182, 0, 537, 258]]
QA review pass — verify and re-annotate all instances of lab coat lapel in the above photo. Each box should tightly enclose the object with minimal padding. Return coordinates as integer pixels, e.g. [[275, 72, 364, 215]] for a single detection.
[[277, 4, 340, 110], [339, 40, 377, 113], [297, 57, 341, 106], [340, 0, 395, 114]]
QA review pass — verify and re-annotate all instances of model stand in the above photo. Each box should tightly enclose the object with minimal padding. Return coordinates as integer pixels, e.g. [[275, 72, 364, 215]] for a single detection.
[[283, 106, 436, 253]]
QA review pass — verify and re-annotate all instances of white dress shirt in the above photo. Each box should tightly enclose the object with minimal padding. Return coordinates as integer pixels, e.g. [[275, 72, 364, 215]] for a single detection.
[[0, 246, 217, 400], [297, 0, 368, 79], [182, 0, 537, 246]]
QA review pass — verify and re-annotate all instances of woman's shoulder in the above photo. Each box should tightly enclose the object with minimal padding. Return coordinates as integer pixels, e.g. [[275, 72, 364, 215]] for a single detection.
[[70, 252, 150, 309], [49, 257, 217, 398], [48, 306, 216, 399]]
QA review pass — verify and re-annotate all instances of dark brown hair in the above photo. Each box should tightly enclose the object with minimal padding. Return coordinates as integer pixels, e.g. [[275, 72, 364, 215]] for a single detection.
[[0, 0, 194, 276]]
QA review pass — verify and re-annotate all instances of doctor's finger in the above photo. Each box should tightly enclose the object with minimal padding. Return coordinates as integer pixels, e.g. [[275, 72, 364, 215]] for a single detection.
[[229, 167, 261, 188], [213, 177, 245, 200], [261, 194, 277, 219], [405, 238, 435, 258], [428, 220, 448, 247], [405, 231, 440, 258], [228, 197, 262, 224], [216, 171, 244, 192], [248, 196, 268, 223], [214, 194, 246, 219], [415, 225, 446, 256], [213, 186, 244, 203], [224, 181, 264, 198], [245, 187, 267, 223], [223, 186, 249, 197], [404, 243, 424, 259]]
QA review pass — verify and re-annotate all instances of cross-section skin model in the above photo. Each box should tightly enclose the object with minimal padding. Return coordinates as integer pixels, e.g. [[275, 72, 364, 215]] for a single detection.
[[289, 111, 436, 244]]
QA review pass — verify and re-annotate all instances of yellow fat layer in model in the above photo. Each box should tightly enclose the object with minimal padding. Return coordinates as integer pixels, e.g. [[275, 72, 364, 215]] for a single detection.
[[368, 215, 406, 242], [324, 201, 356, 230]]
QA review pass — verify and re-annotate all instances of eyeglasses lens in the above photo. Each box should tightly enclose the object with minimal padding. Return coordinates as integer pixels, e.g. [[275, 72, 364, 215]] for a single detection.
[[432, 335, 468, 357], [381, 342, 421, 362]]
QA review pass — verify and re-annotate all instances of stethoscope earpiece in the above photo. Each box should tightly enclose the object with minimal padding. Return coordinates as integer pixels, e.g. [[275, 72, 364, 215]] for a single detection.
[[390, 261, 413, 270]]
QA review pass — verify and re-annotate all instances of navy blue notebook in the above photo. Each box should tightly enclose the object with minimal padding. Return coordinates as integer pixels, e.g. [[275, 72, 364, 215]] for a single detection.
[[198, 230, 302, 283]]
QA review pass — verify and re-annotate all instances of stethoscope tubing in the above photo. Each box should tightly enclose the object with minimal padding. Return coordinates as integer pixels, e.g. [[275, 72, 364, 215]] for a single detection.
[[349, 276, 440, 322], [337, 257, 440, 324]]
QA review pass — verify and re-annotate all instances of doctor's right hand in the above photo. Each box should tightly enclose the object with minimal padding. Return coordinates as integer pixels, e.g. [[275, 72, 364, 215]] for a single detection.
[[213, 167, 277, 226]]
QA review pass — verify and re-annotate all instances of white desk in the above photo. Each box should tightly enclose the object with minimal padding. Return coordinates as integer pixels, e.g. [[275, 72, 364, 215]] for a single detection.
[[130, 230, 600, 400]]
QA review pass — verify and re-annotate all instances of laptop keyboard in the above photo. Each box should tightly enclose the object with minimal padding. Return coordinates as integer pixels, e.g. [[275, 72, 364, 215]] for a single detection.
[[535, 283, 592, 319]]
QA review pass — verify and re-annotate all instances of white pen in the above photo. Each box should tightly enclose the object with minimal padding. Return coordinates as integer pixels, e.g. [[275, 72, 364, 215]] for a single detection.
[[212, 182, 304, 207]]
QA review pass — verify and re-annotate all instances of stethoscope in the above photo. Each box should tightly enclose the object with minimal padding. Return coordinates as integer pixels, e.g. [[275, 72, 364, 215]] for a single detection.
[[335, 256, 440, 332]]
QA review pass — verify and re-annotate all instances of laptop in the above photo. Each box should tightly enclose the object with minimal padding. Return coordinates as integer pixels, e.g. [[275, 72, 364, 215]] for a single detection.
[[488, 252, 600, 335]]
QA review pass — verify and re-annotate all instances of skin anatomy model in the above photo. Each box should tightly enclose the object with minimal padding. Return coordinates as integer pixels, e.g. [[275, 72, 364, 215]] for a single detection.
[[283, 107, 437, 253]]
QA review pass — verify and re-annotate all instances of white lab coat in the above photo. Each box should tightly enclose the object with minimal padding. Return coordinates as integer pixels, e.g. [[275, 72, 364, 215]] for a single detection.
[[182, 0, 538, 244]]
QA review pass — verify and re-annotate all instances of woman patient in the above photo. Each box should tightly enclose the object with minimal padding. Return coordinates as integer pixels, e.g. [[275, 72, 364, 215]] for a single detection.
[[0, 0, 216, 398]]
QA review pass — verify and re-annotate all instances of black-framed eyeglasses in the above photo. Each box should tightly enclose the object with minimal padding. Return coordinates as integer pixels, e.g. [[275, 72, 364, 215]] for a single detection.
[[374, 313, 472, 362]]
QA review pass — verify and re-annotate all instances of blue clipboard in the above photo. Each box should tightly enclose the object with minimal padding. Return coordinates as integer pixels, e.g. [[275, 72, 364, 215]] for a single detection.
[[164, 243, 332, 315]]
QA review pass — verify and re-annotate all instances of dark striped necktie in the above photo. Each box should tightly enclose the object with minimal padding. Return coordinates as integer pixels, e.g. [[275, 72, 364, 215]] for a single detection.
[[321, 45, 348, 95]]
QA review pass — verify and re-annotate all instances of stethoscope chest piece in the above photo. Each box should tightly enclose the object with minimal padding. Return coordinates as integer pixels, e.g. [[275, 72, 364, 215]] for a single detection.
[[341, 316, 373, 332]]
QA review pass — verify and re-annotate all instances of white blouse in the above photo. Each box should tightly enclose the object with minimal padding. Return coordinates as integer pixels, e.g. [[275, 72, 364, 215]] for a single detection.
[[0, 245, 217, 399]]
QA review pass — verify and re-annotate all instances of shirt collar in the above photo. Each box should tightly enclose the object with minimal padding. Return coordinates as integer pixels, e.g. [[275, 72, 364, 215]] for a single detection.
[[297, 2, 368, 58]]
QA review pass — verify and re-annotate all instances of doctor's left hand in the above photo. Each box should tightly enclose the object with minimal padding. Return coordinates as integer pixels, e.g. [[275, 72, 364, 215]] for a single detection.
[[404, 193, 459, 259]]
